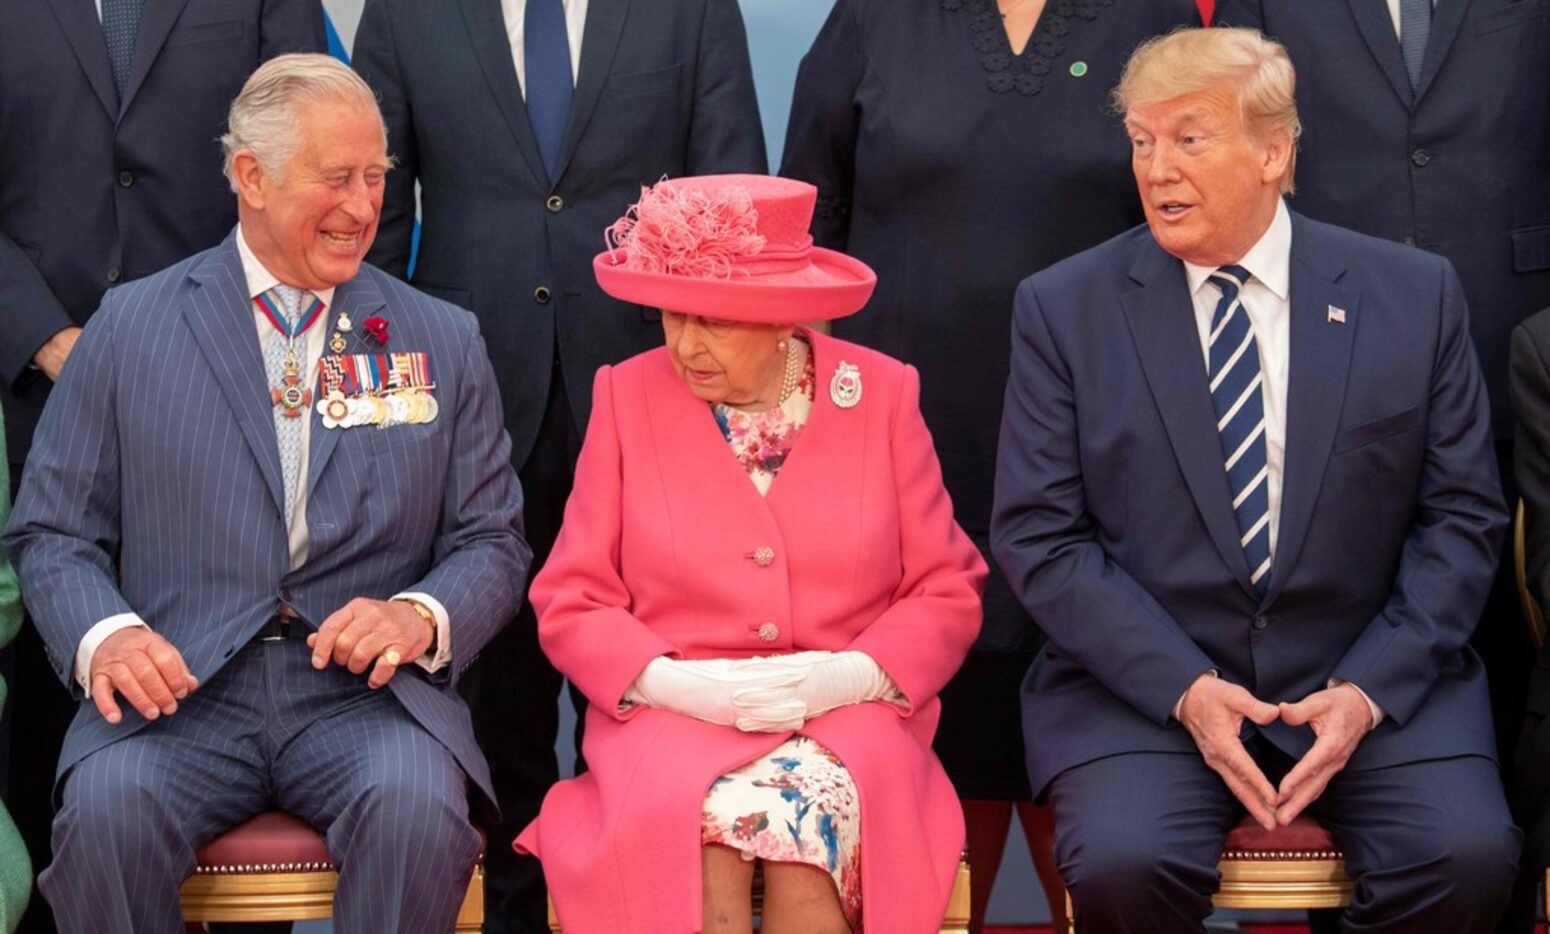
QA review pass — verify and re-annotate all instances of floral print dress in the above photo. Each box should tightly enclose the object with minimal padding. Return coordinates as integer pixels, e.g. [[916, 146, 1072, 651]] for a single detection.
[[700, 341, 866, 927]]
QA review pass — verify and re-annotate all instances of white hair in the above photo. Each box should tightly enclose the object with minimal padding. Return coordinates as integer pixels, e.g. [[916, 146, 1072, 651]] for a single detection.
[[220, 53, 385, 190]]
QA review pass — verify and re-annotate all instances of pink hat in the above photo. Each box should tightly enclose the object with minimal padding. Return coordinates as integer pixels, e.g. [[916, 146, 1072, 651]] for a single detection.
[[593, 174, 877, 324]]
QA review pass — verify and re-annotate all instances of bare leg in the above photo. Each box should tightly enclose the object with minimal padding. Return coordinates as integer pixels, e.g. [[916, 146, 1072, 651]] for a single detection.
[[962, 798, 1014, 934], [760, 860, 850, 934], [1016, 801, 1068, 934], [702, 844, 755, 934]]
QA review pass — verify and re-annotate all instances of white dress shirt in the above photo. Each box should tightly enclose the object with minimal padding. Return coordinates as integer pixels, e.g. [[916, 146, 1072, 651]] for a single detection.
[[1387, 0, 1439, 35], [74, 226, 451, 689], [1174, 200, 1383, 726], [502, 0, 588, 95]]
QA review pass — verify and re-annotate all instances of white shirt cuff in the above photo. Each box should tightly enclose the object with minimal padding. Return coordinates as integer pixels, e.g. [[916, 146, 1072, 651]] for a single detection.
[[1329, 677, 1385, 727], [1172, 669, 1218, 721], [76, 613, 150, 690], [394, 592, 451, 673]]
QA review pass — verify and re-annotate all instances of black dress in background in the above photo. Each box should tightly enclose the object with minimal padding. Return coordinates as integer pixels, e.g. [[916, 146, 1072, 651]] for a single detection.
[[781, 0, 1197, 798]]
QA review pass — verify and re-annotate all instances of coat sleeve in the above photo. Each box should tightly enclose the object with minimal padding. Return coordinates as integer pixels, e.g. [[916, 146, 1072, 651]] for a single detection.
[[990, 278, 1219, 725], [528, 366, 680, 716], [259, 0, 327, 58], [1330, 260, 1506, 724], [2, 295, 134, 692], [355, 0, 418, 279], [685, 0, 768, 175], [846, 365, 986, 713], [1515, 317, 1550, 616], [778, 0, 864, 251], [0, 231, 73, 394], [398, 325, 530, 680]]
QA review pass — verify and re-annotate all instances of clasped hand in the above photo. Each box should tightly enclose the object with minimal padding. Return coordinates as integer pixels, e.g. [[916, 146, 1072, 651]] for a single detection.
[[307, 597, 435, 689], [630, 651, 891, 732], [1177, 674, 1374, 830]]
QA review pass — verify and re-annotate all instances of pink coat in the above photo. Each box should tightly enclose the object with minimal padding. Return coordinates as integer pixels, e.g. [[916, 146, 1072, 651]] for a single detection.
[[516, 331, 985, 933]]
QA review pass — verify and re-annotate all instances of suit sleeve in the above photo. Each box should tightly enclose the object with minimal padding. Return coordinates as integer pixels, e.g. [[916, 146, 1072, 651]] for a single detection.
[[399, 326, 530, 681], [1514, 319, 1550, 614], [1209, 0, 1264, 28], [355, 0, 418, 278], [684, 0, 767, 175], [0, 232, 74, 394], [990, 278, 1219, 725], [528, 366, 680, 717], [778, 0, 863, 251], [846, 365, 985, 712], [259, 0, 328, 58], [1330, 261, 1507, 724], [2, 295, 134, 693]]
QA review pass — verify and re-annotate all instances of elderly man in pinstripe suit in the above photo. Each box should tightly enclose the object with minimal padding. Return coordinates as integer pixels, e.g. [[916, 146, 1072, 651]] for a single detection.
[[1, 54, 529, 933]]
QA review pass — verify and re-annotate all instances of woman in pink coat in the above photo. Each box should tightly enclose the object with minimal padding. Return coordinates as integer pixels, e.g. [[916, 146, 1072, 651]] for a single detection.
[[516, 174, 985, 934]]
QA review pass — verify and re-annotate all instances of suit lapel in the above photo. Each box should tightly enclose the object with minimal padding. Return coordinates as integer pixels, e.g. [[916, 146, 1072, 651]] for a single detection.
[[45, 0, 119, 119], [305, 275, 387, 497], [1120, 243, 1259, 600], [119, 0, 189, 119], [1413, 0, 1474, 104], [185, 236, 286, 518], [551, 0, 628, 185], [1263, 215, 1357, 607], [1345, 0, 1417, 109], [458, 0, 549, 188]]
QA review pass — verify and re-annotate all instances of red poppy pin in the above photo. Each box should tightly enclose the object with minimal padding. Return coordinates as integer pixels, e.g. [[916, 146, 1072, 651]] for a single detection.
[[362, 316, 389, 346]]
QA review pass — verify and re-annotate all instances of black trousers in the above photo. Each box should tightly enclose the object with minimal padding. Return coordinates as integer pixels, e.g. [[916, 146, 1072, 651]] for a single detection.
[[462, 360, 584, 934]]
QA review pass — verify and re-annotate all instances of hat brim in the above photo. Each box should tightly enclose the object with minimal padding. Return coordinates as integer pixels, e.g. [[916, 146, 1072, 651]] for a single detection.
[[593, 246, 877, 324]]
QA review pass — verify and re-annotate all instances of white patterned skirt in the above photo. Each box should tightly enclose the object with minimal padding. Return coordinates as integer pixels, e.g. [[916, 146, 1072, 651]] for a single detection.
[[701, 735, 863, 927]]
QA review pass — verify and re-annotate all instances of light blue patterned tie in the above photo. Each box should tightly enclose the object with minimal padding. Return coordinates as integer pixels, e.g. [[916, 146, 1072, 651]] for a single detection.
[[101, 0, 145, 101], [1208, 265, 1272, 596], [1400, 0, 1432, 91], [263, 285, 306, 526]]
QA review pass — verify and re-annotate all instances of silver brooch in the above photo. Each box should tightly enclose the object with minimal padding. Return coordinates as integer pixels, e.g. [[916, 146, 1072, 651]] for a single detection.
[[830, 361, 862, 409]]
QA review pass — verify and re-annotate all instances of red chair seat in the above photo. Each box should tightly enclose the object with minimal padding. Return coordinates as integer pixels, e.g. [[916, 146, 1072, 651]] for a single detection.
[[194, 811, 333, 873], [1224, 814, 1342, 858]]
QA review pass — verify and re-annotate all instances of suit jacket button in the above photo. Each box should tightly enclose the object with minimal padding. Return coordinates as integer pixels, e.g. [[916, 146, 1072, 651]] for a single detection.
[[118, 170, 134, 188], [757, 622, 780, 642], [534, 285, 552, 304], [106, 266, 122, 283], [1252, 615, 1268, 630], [751, 546, 775, 567], [546, 194, 564, 213], [1403, 236, 1417, 247], [1410, 148, 1430, 168]]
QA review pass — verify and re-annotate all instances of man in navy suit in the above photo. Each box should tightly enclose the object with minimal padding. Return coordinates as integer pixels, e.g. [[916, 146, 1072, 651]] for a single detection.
[[351, 2, 765, 927], [2, 54, 529, 933], [991, 28, 1518, 932], [0, 4, 322, 926]]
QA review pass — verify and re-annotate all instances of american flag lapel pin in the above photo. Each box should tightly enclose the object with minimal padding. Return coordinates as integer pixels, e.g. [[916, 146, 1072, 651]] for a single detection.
[[1327, 305, 1347, 325]]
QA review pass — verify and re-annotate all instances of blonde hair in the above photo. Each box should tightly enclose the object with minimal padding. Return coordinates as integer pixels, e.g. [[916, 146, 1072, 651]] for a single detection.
[[1114, 27, 1301, 194], [220, 53, 385, 191]]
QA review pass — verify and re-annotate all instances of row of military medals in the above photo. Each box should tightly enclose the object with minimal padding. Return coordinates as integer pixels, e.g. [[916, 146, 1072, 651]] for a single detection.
[[315, 312, 438, 429]]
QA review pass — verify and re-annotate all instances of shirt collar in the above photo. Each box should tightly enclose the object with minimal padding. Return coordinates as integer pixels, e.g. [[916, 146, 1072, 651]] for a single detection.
[[234, 224, 336, 310], [1183, 198, 1292, 303]]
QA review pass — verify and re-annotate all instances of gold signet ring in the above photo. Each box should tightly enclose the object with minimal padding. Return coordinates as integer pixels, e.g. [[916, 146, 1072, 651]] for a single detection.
[[382, 648, 402, 667]]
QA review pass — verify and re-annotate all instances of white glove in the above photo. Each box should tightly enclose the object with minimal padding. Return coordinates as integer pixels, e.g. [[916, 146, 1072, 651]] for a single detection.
[[625, 656, 808, 732], [736, 650, 896, 720]]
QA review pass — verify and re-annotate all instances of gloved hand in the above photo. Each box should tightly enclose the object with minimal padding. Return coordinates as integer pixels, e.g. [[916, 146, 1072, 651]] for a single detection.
[[625, 656, 808, 732], [736, 650, 897, 720]]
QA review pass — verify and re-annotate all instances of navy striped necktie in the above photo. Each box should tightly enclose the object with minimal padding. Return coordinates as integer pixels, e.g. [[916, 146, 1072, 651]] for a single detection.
[[1208, 265, 1272, 595]]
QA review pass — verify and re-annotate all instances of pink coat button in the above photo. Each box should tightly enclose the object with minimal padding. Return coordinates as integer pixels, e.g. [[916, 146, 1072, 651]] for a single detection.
[[757, 622, 781, 642]]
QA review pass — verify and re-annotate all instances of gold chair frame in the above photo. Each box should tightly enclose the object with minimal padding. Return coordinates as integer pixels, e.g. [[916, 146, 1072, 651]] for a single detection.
[[1512, 498, 1550, 921], [180, 855, 485, 931], [546, 856, 971, 933]]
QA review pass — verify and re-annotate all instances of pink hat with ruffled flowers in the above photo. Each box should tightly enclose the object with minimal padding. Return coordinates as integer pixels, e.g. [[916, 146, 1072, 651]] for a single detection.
[[593, 174, 877, 324]]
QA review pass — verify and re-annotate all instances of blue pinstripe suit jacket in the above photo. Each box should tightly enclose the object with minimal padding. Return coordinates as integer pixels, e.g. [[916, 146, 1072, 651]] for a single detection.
[[2, 232, 529, 809]]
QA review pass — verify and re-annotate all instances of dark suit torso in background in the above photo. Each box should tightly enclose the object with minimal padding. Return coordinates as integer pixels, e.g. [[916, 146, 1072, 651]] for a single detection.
[[352, 3, 766, 928], [0, 5, 322, 929]]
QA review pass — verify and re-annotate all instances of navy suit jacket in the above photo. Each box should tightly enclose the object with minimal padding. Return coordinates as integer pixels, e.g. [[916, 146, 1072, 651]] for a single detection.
[[353, 0, 767, 471], [0, 0, 324, 476], [2, 233, 530, 812], [991, 213, 1506, 795], [1213, 0, 1550, 438]]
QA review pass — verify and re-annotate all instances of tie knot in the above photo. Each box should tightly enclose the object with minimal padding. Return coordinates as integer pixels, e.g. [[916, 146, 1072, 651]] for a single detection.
[[1210, 265, 1250, 298], [269, 284, 304, 325]]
